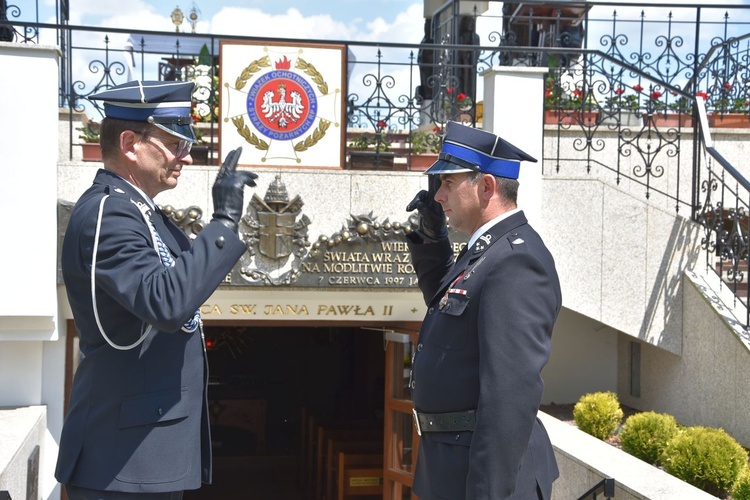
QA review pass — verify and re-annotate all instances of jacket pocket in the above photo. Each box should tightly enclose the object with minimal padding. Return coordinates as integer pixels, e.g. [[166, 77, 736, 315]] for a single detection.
[[431, 293, 471, 350], [119, 388, 189, 429], [438, 292, 470, 317], [427, 430, 473, 447]]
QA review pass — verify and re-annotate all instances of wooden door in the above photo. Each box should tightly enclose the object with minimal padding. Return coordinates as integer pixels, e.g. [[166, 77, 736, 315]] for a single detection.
[[382, 328, 420, 500]]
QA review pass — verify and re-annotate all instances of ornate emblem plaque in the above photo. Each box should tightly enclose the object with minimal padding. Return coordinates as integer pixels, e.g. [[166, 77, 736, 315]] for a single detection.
[[220, 41, 346, 168]]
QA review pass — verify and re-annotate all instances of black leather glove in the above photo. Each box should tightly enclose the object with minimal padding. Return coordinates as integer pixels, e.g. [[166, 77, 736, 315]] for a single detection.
[[211, 147, 258, 234], [406, 189, 448, 243]]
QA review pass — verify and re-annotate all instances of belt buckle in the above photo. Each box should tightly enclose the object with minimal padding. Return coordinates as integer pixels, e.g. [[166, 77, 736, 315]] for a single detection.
[[412, 408, 422, 436]]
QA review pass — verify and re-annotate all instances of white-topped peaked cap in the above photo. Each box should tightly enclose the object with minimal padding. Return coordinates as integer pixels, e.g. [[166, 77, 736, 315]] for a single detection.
[[89, 80, 197, 142], [424, 121, 537, 178]]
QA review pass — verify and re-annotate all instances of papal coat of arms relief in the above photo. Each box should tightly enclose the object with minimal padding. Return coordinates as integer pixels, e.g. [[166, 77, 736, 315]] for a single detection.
[[239, 174, 312, 285]]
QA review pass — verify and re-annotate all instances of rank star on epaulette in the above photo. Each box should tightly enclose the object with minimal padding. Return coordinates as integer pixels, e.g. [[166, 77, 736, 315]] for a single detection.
[[474, 233, 492, 253]]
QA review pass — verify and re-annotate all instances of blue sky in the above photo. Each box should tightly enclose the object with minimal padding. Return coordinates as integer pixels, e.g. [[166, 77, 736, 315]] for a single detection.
[[34, 0, 750, 48], [38, 0, 427, 43]]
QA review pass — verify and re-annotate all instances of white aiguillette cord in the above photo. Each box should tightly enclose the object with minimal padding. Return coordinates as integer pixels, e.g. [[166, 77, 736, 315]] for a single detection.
[[90, 195, 162, 350]]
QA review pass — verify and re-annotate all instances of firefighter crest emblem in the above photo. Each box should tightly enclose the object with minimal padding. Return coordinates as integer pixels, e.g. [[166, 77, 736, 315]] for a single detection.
[[240, 175, 311, 284], [221, 42, 344, 167]]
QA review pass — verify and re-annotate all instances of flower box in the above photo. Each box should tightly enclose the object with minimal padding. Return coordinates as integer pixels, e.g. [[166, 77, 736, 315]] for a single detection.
[[409, 153, 439, 171], [80, 142, 102, 162], [348, 151, 395, 170], [708, 113, 750, 129], [190, 145, 212, 165], [544, 109, 599, 126], [643, 113, 694, 128]]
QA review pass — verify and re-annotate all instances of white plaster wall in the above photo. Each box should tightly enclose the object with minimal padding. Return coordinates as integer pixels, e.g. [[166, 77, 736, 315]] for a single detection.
[[0, 342, 44, 404], [483, 66, 547, 233], [542, 176, 703, 354], [542, 308, 618, 405], [0, 43, 59, 333], [618, 270, 750, 448]]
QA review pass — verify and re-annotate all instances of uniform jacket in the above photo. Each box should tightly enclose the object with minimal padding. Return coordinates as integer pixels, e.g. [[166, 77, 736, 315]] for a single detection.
[[408, 211, 561, 500], [56, 169, 247, 493]]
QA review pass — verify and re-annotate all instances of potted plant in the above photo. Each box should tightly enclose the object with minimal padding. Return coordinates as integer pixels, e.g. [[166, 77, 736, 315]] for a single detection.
[[189, 126, 212, 165], [642, 87, 693, 128], [348, 120, 394, 170], [408, 127, 442, 171], [603, 87, 641, 127], [709, 85, 750, 128], [77, 120, 102, 162], [544, 84, 598, 126]]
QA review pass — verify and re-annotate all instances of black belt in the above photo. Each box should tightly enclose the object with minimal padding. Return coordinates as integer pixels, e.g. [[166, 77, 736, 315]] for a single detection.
[[412, 409, 476, 436]]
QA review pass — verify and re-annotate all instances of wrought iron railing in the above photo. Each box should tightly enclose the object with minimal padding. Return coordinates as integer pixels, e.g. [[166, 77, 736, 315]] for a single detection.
[[694, 95, 750, 326]]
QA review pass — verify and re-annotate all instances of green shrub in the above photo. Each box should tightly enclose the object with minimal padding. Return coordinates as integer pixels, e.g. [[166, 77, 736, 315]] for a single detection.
[[620, 411, 679, 465], [573, 391, 623, 440], [732, 466, 750, 500], [662, 426, 748, 497]]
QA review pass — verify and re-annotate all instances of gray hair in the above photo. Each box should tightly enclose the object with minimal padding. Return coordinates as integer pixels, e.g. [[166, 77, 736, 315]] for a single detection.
[[466, 171, 519, 204]]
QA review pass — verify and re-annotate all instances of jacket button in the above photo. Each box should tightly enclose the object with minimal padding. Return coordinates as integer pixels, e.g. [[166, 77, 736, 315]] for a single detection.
[[157, 407, 163, 416], [410, 380, 416, 389], [216, 236, 225, 248], [428, 307, 434, 314], [455, 434, 460, 441], [417, 343, 423, 352]]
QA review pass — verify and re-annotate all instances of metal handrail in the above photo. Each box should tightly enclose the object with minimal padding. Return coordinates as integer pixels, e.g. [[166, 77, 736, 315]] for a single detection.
[[577, 477, 615, 500]]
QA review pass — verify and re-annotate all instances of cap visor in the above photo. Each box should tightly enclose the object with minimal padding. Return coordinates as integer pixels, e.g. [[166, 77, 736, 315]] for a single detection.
[[424, 158, 475, 175], [153, 123, 197, 143]]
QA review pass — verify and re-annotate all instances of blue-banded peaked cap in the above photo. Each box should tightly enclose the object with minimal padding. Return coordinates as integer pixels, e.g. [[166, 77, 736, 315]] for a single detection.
[[89, 80, 197, 142], [424, 121, 537, 178]]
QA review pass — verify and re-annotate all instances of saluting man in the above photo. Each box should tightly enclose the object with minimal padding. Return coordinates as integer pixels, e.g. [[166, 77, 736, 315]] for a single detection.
[[406, 121, 561, 499], [56, 80, 257, 499]]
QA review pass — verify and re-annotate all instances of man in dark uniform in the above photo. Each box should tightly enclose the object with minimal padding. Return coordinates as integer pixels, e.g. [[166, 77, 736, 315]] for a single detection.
[[56, 80, 257, 499], [406, 121, 561, 499]]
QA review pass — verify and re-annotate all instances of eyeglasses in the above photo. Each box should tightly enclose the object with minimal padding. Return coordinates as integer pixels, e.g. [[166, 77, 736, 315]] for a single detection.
[[139, 131, 192, 158]]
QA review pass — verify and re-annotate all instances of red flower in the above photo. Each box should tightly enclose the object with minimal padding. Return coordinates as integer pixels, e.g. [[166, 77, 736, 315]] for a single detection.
[[573, 89, 584, 100], [633, 84, 644, 92], [650, 90, 662, 99], [456, 93, 468, 102], [432, 126, 442, 133], [725, 82, 732, 90], [695, 91, 708, 100], [545, 88, 554, 98], [446, 87, 454, 95], [377, 120, 387, 129], [614, 87, 625, 95]]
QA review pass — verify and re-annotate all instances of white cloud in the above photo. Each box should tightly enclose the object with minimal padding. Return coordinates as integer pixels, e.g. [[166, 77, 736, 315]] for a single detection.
[[210, 7, 359, 40]]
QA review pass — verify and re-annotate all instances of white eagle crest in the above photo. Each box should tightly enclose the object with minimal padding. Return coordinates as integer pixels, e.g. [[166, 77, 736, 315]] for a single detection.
[[260, 83, 305, 129]]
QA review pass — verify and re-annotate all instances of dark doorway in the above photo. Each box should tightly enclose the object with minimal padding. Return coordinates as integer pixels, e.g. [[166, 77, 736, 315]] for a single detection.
[[184, 325, 385, 500]]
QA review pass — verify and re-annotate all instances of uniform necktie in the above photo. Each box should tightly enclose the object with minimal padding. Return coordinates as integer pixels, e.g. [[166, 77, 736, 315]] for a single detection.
[[148, 216, 201, 333]]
